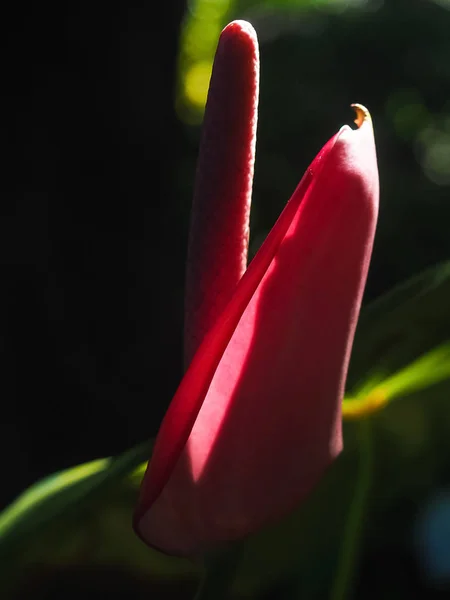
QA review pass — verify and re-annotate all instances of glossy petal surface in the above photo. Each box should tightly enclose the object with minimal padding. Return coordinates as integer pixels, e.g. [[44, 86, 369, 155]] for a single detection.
[[135, 104, 379, 556]]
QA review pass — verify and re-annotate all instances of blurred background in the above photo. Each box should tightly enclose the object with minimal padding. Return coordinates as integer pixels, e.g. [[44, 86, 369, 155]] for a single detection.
[[1, 0, 450, 597]]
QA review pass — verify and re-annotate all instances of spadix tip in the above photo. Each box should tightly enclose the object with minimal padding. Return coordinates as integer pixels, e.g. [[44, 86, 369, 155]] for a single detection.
[[221, 20, 257, 42]]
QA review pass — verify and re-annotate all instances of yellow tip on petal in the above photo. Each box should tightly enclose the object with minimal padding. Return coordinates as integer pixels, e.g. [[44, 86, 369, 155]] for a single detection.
[[351, 103, 371, 128]]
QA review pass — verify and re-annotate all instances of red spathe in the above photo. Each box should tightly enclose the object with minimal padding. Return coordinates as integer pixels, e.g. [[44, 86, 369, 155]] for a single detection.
[[134, 21, 379, 557]]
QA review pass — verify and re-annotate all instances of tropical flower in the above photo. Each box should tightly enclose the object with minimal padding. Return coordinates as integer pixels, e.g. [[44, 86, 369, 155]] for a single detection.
[[134, 20, 379, 557]]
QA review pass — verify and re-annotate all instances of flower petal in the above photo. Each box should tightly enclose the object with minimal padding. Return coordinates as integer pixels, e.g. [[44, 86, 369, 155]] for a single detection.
[[135, 109, 378, 556]]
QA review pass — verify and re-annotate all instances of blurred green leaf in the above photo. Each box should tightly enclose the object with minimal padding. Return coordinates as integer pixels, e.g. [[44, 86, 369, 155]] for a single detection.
[[0, 442, 151, 558], [343, 261, 450, 416], [0, 441, 199, 598]]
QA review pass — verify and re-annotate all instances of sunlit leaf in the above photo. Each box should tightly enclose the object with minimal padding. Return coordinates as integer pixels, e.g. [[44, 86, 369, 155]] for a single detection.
[[343, 261, 450, 417], [0, 441, 151, 557]]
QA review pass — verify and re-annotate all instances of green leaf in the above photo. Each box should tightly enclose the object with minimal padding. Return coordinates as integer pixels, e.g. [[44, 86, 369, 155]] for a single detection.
[[0, 441, 151, 557], [0, 440, 199, 598], [343, 261, 450, 416]]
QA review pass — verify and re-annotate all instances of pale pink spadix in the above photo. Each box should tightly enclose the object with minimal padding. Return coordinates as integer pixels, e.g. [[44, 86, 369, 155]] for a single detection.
[[134, 20, 379, 557]]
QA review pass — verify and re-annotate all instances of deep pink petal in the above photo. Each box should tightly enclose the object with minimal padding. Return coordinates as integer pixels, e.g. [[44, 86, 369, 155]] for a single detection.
[[184, 21, 259, 366], [135, 107, 378, 556]]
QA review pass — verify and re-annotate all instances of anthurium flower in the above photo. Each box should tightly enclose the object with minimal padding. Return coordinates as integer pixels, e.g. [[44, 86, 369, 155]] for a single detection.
[[134, 20, 379, 557]]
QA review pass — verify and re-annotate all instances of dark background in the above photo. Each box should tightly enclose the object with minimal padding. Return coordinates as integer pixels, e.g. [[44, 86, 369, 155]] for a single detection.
[[1, 0, 450, 597], [1, 3, 187, 506]]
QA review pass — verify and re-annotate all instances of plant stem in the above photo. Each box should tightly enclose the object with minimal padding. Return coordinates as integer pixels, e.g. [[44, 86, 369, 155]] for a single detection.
[[330, 417, 373, 600], [194, 543, 243, 600]]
